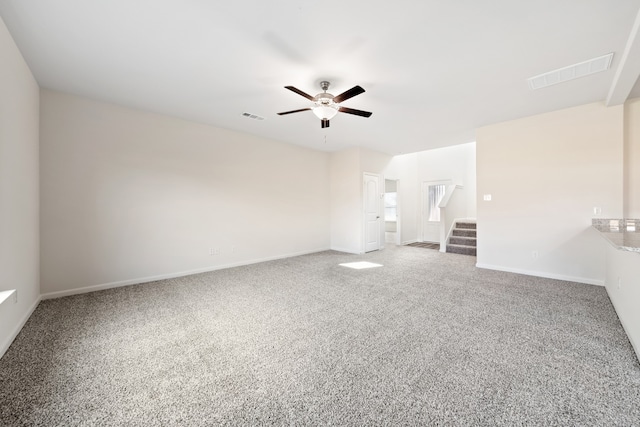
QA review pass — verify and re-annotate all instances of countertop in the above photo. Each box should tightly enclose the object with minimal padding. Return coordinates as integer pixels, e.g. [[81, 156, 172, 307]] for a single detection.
[[592, 219, 640, 253]]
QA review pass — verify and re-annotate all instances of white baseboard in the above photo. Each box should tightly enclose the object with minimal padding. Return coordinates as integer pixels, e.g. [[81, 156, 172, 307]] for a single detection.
[[41, 248, 331, 300], [475, 263, 604, 286], [329, 247, 362, 254], [0, 295, 41, 359], [401, 239, 418, 245]]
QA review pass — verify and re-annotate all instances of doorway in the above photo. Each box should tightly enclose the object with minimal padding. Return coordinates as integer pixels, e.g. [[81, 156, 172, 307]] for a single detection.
[[363, 173, 381, 252], [384, 179, 400, 245], [422, 180, 450, 243]]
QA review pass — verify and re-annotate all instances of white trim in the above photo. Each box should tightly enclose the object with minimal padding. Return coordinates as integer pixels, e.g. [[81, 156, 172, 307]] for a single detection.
[[363, 172, 383, 253], [441, 219, 457, 253], [437, 184, 464, 208], [454, 217, 477, 223], [0, 290, 16, 307], [401, 239, 418, 245], [475, 263, 604, 286], [330, 246, 362, 254], [41, 248, 330, 300], [0, 296, 41, 359]]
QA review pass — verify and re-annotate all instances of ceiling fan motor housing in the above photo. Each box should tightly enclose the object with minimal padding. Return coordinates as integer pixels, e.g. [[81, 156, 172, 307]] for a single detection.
[[315, 92, 336, 105], [278, 81, 372, 127]]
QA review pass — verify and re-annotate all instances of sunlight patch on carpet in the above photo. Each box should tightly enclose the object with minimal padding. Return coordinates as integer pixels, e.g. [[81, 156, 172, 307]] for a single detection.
[[339, 261, 383, 270]]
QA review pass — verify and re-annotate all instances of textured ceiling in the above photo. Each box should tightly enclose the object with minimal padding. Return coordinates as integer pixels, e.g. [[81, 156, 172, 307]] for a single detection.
[[2, 0, 640, 154]]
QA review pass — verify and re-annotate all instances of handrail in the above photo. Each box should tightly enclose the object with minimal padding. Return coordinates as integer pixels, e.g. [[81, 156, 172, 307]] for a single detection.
[[438, 184, 465, 252]]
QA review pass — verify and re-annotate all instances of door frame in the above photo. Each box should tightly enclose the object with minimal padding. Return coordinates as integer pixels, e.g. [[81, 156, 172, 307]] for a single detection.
[[384, 178, 401, 246], [363, 172, 383, 253]]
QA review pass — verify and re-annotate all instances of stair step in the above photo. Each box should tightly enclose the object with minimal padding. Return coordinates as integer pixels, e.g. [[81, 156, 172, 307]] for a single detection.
[[452, 228, 476, 238], [446, 244, 477, 256], [456, 222, 476, 229], [449, 236, 477, 246]]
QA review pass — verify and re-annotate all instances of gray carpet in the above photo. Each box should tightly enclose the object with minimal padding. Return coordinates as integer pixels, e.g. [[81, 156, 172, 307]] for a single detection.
[[1, 246, 639, 426]]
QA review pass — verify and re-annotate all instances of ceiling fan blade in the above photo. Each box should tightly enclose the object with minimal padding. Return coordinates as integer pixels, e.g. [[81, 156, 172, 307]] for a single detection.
[[321, 119, 330, 128], [333, 85, 365, 103], [338, 107, 373, 118], [277, 108, 312, 115], [285, 86, 315, 101]]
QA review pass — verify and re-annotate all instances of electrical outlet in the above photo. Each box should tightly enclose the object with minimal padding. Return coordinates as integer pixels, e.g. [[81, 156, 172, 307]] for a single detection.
[[532, 250, 539, 259], [617, 277, 621, 290], [214, 248, 221, 256]]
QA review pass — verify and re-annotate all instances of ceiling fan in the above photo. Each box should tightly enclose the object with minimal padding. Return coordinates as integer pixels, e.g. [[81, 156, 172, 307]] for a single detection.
[[277, 81, 373, 128]]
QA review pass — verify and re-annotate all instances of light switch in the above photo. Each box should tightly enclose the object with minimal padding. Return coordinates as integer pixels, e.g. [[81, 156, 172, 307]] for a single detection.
[[483, 194, 492, 201]]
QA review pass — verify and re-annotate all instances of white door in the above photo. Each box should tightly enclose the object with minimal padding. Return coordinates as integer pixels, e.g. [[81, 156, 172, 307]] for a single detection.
[[422, 181, 449, 243], [364, 173, 381, 252]]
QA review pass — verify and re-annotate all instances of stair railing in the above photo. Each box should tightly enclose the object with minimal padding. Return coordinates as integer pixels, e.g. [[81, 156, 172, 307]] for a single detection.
[[437, 184, 465, 252]]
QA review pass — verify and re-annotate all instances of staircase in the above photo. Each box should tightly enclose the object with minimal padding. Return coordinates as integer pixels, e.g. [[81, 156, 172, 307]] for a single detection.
[[446, 221, 477, 256]]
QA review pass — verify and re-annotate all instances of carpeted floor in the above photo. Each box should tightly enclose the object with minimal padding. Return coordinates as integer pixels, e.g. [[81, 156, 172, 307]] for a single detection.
[[1, 246, 639, 426]]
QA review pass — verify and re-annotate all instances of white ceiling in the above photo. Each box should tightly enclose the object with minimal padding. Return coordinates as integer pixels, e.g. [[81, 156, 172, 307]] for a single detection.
[[2, 0, 640, 154]]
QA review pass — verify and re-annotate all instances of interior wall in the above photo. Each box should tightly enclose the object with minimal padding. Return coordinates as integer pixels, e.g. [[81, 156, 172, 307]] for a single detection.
[[624, 97, 640, 218], [329, 148, 361, 253], [40, 90, 331, 295], [359, 148, 393, 176], [416, 142, 477, 239], [0, 16, 40, 356], [329, 147, 392, 253], [466, 143, 478, 218], [476, 102, 624, 285], [386, 142, 476, 244]]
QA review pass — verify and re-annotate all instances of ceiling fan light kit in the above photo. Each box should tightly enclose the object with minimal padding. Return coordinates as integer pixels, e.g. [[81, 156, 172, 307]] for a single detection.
[[278, 81, 372, 128]]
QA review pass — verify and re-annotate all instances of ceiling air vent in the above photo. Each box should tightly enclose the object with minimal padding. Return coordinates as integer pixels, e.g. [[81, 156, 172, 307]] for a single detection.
[[527, 53, 614, 90], [241, 112, 265, 120]]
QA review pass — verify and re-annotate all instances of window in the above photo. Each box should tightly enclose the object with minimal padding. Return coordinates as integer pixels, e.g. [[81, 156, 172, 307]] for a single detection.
[[384, 192, 397, 221], [427, 184, 446, 222]]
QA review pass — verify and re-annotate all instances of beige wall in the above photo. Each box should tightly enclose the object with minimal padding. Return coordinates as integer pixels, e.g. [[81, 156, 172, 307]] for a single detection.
[[624, 97, 640, 218], [329, 147, 392, 253], [330, 148, 362, 253], [0, 16, 40, 357], [40, 90, 330, 295], [476, 102, 624, 284]]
